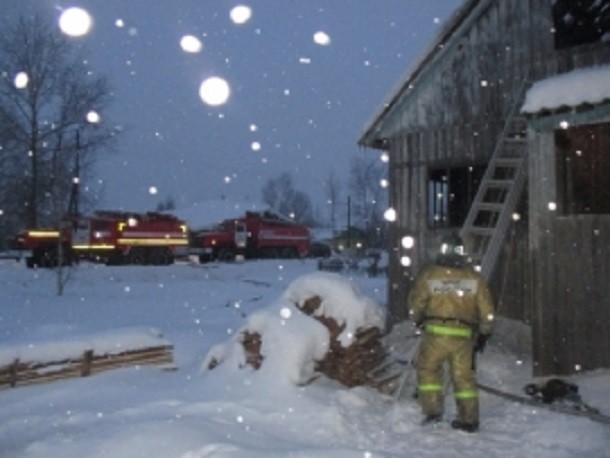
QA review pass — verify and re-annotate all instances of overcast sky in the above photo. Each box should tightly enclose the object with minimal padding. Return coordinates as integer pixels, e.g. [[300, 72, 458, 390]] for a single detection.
[[5, 1, 462, 215]]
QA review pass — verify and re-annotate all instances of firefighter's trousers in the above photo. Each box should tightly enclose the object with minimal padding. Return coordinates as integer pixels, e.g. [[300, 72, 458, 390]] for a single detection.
[[416, 332, 479, 424]]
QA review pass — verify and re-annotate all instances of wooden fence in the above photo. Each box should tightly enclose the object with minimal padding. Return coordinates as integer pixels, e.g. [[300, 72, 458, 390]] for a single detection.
[[0, 330, 175, 390]]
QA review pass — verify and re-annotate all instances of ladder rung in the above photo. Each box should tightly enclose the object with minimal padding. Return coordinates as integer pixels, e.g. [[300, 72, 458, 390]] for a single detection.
[[492, 157, 523, 168], [503, 136, 527, 144], [465, 227, 495, 237], [474, 202, 504, 212], [484, 179, 514, 188]]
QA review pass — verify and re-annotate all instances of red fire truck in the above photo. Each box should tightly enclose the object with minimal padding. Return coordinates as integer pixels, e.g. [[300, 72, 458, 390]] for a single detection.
[[191, 211, 310, 263], [14, 211, 189, 268]]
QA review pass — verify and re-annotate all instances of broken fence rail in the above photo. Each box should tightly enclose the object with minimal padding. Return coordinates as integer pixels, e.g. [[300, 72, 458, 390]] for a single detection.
[[1, 345, 174, 390]]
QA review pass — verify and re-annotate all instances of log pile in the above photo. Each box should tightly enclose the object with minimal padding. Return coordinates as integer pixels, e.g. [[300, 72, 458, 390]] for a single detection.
[[297, 296, 390, 389], [241, 331, 264, 370], [229, 294, 394, 390], [0, 344, 174, 390]]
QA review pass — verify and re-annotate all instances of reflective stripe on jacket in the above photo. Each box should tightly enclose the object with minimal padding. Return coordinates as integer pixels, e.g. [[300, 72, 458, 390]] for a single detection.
[[425, 323, 473, 338]]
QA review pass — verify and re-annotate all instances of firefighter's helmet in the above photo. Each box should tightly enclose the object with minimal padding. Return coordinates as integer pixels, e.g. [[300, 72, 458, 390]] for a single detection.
[[436, 232, 467, 268]]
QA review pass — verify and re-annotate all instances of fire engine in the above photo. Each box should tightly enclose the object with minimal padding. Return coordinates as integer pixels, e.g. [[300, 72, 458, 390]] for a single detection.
[[15, 211, 189, 268], [191, 211, 310, 263]]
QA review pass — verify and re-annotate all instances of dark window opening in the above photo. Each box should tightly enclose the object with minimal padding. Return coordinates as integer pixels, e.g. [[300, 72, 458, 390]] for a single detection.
[[92, 220, 111, 231], [428, 165, 485, 228], [556, 123, 610, 215], [552, 0, 610, 50]]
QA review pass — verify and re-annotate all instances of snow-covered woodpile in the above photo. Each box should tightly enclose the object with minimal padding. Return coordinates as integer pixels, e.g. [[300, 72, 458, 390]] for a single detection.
[[0, 327, 174, 390], [296, 295, 388, 388], [205, 272, 394, 390]]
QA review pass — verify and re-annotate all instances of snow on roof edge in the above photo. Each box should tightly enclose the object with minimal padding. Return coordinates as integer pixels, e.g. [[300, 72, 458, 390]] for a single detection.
[[521, 65, 610, 114]]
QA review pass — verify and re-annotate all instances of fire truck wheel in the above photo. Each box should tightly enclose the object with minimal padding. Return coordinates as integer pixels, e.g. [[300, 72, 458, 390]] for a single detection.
[[264, 248, 279, 259], [218, 248, 235, 262], [198, 254, 212, 264], [281, 248, 297, 259], [150, 249, 172, 265], [127, 249, 147, 265], [40, 248, 59, 268]]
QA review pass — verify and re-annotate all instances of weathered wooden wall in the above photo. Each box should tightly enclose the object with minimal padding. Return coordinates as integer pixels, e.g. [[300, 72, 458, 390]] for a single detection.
[[530, 215, 610, 376], [528, 127, 610, 376]]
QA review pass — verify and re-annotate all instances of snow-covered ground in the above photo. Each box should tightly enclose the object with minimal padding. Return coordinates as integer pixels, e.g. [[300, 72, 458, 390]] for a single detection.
[[0, 259, 608, 457]]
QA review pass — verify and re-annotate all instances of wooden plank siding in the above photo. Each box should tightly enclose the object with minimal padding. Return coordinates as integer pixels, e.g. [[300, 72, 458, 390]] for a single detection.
[[360, 0, 610, 374], [529, 128, 610, 375], [532, 216, 610, 375]]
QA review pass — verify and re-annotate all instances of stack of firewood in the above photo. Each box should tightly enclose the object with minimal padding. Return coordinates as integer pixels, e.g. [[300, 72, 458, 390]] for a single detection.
[[297, 295, 389, 388], [223, 294, 393, 390]]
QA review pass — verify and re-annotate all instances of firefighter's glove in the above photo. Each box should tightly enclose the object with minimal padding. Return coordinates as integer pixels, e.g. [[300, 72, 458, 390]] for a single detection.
[[474, 333, 490, 353], [413, 319, 425, 330]]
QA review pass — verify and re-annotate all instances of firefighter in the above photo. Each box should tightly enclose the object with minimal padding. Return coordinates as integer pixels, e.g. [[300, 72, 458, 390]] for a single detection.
[[407, 232, 495, 433]]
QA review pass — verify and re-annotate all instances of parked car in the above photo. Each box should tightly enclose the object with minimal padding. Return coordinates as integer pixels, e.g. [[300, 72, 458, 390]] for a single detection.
[[309, 241, 332, 258]]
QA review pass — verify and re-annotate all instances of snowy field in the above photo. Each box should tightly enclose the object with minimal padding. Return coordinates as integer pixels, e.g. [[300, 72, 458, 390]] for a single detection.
[[0, 258, 609, 457]]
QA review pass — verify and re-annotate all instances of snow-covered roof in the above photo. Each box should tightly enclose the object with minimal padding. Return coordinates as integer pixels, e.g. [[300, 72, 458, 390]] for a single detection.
[[521, 65, 610, 114]]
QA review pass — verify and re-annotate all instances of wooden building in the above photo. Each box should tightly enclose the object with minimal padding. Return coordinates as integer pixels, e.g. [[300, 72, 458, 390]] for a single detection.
[[358, 0, 610, 376]]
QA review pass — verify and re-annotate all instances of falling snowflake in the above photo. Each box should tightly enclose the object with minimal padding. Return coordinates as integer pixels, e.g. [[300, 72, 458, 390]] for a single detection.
[[59, 7, 93, 37], [383, 208, 397, 222], [230, 5, 252, 25], [87, 111, 100, 123], [180, 35, 203, 53], [199, 77, 231, 106], [313, 31, 331, 46], [400, 256, 411, 267], [401, 236, 415, 249], [14, 72, 28, 89]]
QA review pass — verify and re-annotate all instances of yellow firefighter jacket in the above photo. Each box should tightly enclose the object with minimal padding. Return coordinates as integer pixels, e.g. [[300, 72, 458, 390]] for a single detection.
[[408, 264, 495, 336]]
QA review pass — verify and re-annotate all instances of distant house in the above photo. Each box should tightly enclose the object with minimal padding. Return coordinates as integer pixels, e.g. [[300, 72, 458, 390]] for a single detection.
[[359, 0, 610, 376]]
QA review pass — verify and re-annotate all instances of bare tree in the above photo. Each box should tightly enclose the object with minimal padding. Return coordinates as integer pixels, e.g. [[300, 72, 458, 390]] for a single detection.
[[0, 15, 117, 233], [324, 169, 342, 233], [261, 172, 315, 225], [156, 195, 177, 212], [348, 155, 387, 245]]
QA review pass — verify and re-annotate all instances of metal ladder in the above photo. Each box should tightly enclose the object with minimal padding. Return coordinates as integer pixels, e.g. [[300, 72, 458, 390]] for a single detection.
[[460, 109, 528, 281]]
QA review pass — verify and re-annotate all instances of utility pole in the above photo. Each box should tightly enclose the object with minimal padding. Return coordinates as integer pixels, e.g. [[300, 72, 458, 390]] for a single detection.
[[347, 196, 351, 249]]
